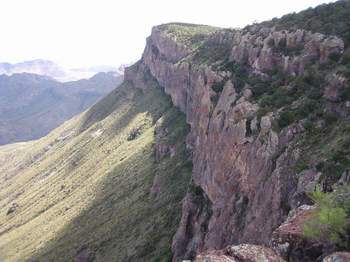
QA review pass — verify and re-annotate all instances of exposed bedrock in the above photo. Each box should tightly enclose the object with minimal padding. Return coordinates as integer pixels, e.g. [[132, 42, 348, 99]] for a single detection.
[[125, 24, 345, 261]]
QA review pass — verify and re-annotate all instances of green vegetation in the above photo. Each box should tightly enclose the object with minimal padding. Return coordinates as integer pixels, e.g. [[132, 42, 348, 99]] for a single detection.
[[303, 186, 350, 248], [0, 80, 191, 261], [172, 1, 350, 196], [210, 79, 227, 106], [292, 117, 350, 180], [159, 23, 218, 49], [191, 31, 234, 65], [260, 0, 350, 47], [127, 125, 143, 141], [211, 79, 225, 93]]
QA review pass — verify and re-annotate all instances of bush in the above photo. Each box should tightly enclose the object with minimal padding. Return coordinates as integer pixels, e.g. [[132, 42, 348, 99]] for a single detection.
[[212, 80, 225, 93], [329, 52, 342, 63], [210, 93, 220, 106], [303, 186, 350, 248], [278, 111, 296, 128], [340, 84, 350, 101], [250, 78, 273, 98], [127, 126, 142, 141], [341, 52, 350, 66], [188, 183, 204, 197]]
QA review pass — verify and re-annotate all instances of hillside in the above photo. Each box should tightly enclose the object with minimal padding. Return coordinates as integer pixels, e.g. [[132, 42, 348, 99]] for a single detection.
[[0, 72, 122, 145], [0, 77, 191, 261], [1, 1, 350, 262]]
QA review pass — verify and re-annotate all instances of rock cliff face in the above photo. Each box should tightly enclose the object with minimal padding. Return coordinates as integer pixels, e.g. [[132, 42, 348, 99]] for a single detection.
[[125, 22, 347, 261]]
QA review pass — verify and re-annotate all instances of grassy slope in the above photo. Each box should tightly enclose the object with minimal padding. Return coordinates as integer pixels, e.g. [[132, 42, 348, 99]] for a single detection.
[[0, 80, 191, 261]]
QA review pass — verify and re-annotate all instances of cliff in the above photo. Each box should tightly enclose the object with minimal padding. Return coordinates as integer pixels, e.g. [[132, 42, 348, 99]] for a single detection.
[[1, 2, 350, 262], [125, 17, 350, 261]]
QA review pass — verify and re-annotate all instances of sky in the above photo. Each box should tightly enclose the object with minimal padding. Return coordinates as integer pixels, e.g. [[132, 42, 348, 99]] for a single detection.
[[0, 0, 337, 68]]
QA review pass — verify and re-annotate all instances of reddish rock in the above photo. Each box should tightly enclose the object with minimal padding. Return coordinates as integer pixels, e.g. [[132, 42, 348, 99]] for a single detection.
[[193, 244, 285, 262], [271, 205, 331, 261], [125, 24, 345, 262], [229, 28, 343, 75], [291, 169, 321, 208]]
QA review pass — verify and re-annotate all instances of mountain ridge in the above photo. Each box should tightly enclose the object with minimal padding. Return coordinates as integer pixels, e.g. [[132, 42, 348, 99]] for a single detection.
[[0, 71, 123, 145], [0, 59, 125, 82], [1, 1, 350, 261]]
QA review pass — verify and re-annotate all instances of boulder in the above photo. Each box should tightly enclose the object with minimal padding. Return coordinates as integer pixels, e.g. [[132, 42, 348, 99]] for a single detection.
[[193, 244, 284, 262]]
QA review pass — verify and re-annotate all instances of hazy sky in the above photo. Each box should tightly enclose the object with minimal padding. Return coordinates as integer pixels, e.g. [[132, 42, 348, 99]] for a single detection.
[[0, 0, 336, 68]]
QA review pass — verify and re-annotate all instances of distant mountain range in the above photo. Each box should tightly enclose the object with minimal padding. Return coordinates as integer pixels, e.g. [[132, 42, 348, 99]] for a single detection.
[[0, 71, 123, 145], [0, 59, 127, 82]]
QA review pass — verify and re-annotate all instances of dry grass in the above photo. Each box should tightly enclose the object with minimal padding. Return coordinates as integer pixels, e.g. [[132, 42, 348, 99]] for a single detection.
[[0, 80, 191, 261]]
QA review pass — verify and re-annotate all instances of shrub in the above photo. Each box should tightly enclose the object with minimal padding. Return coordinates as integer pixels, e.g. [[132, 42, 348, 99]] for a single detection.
[[303, 186, 350, 248], [295, 158, 310, 173], [212, 80, 225, 93], [278, 111, 296, 128], [329, 52, 342, 63], [340, 84, 350, 101], [250, 78, 273, 98], [210, 93, 220, 106], [188, 183, 204, 196], [260, 86, 295, 108], [341, 52, 350, 66], [127, 126, 142, 141], [323, 111, 338, 126]]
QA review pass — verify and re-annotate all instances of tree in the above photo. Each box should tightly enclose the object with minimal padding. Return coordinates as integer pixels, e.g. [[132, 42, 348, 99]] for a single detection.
[[303, 186, 350, 248]]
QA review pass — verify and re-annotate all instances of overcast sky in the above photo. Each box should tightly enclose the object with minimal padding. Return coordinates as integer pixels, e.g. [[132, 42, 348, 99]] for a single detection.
[[0, 0, 336, 68]]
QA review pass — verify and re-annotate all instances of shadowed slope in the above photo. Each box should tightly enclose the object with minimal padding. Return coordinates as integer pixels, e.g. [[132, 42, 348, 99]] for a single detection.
[[0, 79, 191, 261]]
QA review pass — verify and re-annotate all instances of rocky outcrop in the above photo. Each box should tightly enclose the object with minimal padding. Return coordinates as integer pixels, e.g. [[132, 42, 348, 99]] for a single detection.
[[229, 27, 344, 76], [154, 122, 176, 162], [125, 24, 346, 261], [324, 73, 348, 102], [193, 244, 285, 262], [271, 205, 332, 261], [290, 169, 321, 209], [323, 252, 350, 262], [74, 247, 95, 262], [6, 202, 19, 215], [151, 121, 177, 198]]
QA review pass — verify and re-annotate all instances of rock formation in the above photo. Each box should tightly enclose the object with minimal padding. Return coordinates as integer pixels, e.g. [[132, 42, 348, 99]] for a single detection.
[[125, 22, 347, 261]]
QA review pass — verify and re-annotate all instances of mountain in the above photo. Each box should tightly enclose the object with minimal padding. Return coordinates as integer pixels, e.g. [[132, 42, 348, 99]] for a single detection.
[[0, 72, 123, 145], [1, 1, 350, 261], [0, 59, 124, 82], [0, 60, 66, 79]]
